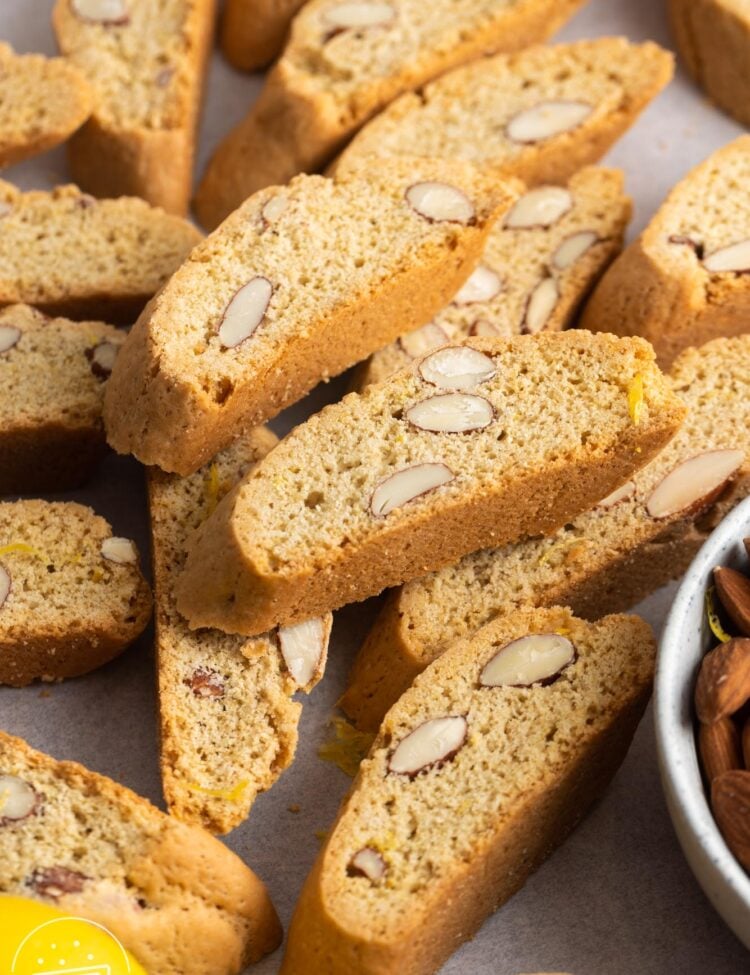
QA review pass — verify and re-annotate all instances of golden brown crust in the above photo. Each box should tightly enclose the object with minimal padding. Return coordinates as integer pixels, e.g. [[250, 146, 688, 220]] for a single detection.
[[221, 0, 305, 71]]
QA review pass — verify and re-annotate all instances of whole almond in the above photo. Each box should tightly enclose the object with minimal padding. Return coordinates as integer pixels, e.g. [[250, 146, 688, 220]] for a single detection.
[[743, 715, 750, 769], [711, 770, 750, 871], [714, 566, 750, 637], [699, 718, 742, 783], [695, 638, 750, 724]]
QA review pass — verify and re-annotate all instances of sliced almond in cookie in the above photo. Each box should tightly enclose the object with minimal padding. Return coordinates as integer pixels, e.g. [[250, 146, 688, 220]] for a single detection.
[[348, 847, 386, 882], [0, 774, 38, 823], [646, 449, 745, 519], [370, 463, 454, 517], [219, 277, 273, 349], [399, 323, 449, 359], [702, 239, 750, 274], [71, 0, 129, 25], [406, 393, 494, 433], [324, 1, 395, 30], [523, 277, 559, 334], [262, 196, 288, 226], [28, 865, 89, 901], [597, 480, 636, 509], [278, 617, 327, 686], [184, 667, 225, 699], [418, 346, 496, 391], [405, 182, 475, 225], [469, 319, 501, 337], [452, 265, 502, 305], [504, 187, 573, 229], [479, 633, 575, 687], [0, 325, 20, 354], [388, 715, 467, 776], [88, 340, 119, 379], [101, 536, 137, 564], [506, 100, 593, 144], [552, 230, 599, 270]]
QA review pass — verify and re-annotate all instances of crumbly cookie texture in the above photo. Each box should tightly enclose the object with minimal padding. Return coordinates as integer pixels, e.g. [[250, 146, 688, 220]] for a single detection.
[[581, 136, 750, 366], [0, 732, 282, 975], [52, 0, 216, 214], [173, 332, 685, 637], [104, 158, 517, 475], [151, 426, 332, 834], [281, 606, 655, 975], [194, 0, 589, 229], [342, 332, 750, 730], [0, 180, 200, 324], [353, 166, 631, 390], [221, 0, 306, 71], [0, 499, 152, 686], [0, 41, 92, 167], [0, 303, 123, 493], [669, 0, 750, 129], [334, 38, 672, 180]]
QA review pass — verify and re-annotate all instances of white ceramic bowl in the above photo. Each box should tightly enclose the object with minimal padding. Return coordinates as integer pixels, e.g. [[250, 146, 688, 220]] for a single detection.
[[655, 494, 750, 948]]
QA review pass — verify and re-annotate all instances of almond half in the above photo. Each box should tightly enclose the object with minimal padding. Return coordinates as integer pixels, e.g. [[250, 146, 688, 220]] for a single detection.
[[504, 187, 573, 229], [597, 481, 636, 509], [219, 277, 273, 349], [523, 277, 559, 334], [261, 195, 288, 226], [418, 346, 495, 391], [506, 100, 593, 144], [399, 323, 448, 359], [370, 463, 454, 517], [406, 392, 494, 433], [714, 566, 750, 638], [405, 182, 475, 225], [0, 564, 10, 609], [324, 1, 394, 30], [552, 230, 599, 270], [101, 537, 137, 565], [0, 325, 21, 354], [452, 265, 503, 305], [479, 633, 575, 688], [71, 0, 129, 24], [702, 239, 750, 274], [0, 774, 38, 824], [88, 340, 119, 380], [646, 450, 745, 520], [278, 617, 328, 687], [348, 847, 386, 882], [388, 715, 467, 776]]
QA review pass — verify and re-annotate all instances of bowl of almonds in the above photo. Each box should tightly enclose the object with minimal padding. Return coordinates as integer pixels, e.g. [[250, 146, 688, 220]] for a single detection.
[[656, 495, 750, 948]]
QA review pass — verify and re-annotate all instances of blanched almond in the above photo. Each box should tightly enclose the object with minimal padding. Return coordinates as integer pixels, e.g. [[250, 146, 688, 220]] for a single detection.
[[370, 463, 454, 517], [552, 230, 599, 270], [506, 100, 593, 144], [646, 450, 745, 519], [523, 277, 559, 334], [88, 340, 118, 379], [0, 774, 38, 824], [504, 187, 573, 229], [348, 847, 386, 881], [388, 715, 467, 776], [278, 617, 327, 686], [406, 393, 493, 433], [597, 481, 636, 509], [0, 564, 9, 608], [399, 323, 448, 359], [702, 239, 750, 273], [0, 201, 13, 218], [262, 195, 288, 225], [479, 633, 575, 687], [218, 277, 273, 349], [452, 265, 502, 305], [406, 182, 475, 225], [0, 325, 21, 354], [469, 319, 501, 337], [325, 1, 394, 30], [71, 0, 129, 24], [418, 346, 495, 391], [101, 537, 137, 564]]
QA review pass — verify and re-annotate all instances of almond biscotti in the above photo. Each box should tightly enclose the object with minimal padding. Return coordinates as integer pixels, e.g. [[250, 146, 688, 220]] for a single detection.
[[0, 42, 92, 168], [174, 332, 685, 637], [151, 426, 331, 834], [354, 167, 631, 389], [581, 136, 750, 367], [0, 732, 281, 974], [0, 500, 152, 686], [0, 180, 200, 323], [105, 159, 515, 475], [221, 0, 305, 71], [281, 606, 655, 975], [334, 39, 672, 181], [669, 0, 750, 129], [342, 333, 750, 730], [194, 0, 588, 229], [53, 0, 216, 215], [0, 304, 123, 493]]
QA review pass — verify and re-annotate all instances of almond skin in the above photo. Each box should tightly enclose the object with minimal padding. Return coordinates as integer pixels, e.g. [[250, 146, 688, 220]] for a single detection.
[[699, 718, 743, 783], [743, 715, 750, 769], [695, 638, 750, 724], [714, 566, 750, 637], [711, 770, 750, 871]]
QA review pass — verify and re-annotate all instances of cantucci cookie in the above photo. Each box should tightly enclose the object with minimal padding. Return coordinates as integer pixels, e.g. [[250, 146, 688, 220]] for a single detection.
[[151, 427, 332, 834], [222, 0, 305, 71], [669, 0, 750, 129], [0, 180, 200, 323], [0, 500, 152, 686], [194, 0, 588, 229], [281, 606, 655, 975], [0, 732, 281, 975], [0, 42, 91, 168], [0, 304, 123, 493], [105, 159, 516, 475], [581, 137, 750, 366], [53, 0, 216, 215], [174, 332, 685, 636], [354, 167, 631, 389], [342, 333, 750, 730], [334, 38, 672, 181]]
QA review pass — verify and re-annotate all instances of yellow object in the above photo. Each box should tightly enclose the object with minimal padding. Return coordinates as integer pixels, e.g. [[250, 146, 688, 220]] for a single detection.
[[0, 895, 147, 974], [628, 373, 644, 426], [204, 463, 221, 516], [318, 717, 374, 777], [0, 542, 50, 562], [186, 778, 249, 802], [706, 586, 732, 643]]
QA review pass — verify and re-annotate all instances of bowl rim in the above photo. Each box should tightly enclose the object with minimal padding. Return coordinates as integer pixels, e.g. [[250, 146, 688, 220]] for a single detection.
[[654, 495, 750, 930]]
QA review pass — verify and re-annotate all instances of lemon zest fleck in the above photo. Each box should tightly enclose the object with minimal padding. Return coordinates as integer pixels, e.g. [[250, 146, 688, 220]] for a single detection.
[[317, 717, 374, 777], [204, 463, 221, 516], [628, 373, 644, 426], [0, 542, 50, 562], [91, 566, 104, 583], [186, 779, 250, 802], [537, 537, 585, 566], [706, 586, 732, 644]]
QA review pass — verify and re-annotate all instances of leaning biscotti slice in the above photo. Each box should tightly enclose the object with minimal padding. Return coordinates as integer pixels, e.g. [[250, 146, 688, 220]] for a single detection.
[[581, 136, 750, 367], [0, 732, 281, 974], [0, 304, 124, 493], [342, 332, 750, 730], [354, 167, 631, 389], [151, 427, 332, 834], [0, 500, 152, 686], [105, 159, 516, 475], [53, 0, 216, 215], [194, 0, 588, 229], [174, 332, 685, 637], [281, 606, 655, 975], [0, 180, 200, 324], [334, 39, 672, 182], [0, 42, 92, 168], [221, 0, 305, 71]]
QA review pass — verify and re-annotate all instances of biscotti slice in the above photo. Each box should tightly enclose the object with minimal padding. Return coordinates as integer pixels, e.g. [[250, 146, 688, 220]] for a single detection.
[[221, 0, 305, 71], [0, 732, 281, 974], [581, 136, 750, 367], [0, 180, 200, 324], [194, 0, 589, 229], [151, 427, 332, 834], [669, 0, 750, 129], [0, 304, 124, 493], [342, 332, 750, 730], [0, 500, 152, 686], [334, 38, 672, 181], [0, 42, 92, 168], [354, 167, 631, 389], [174, 332, 685, 636], [281, 606, 655, 975], [105, 159, 516, 475], [53, 0, 216, 215]]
